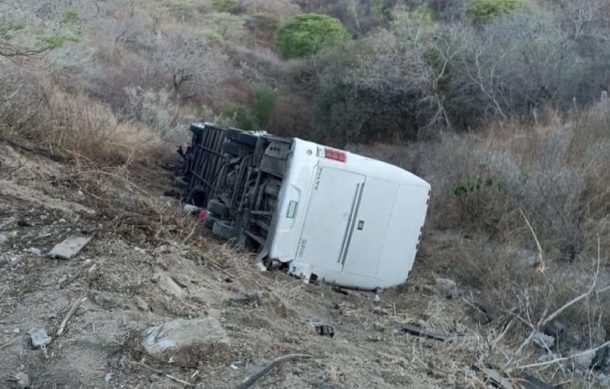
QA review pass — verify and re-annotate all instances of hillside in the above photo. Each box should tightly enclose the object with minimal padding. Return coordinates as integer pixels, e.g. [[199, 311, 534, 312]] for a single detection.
[[1, 0, 609, 388]]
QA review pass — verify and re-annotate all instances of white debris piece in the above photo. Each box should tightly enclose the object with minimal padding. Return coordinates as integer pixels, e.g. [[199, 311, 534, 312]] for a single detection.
[[28, 328, 52, 349], [183, 204, 201, 214], [48, 236, 92, 259]]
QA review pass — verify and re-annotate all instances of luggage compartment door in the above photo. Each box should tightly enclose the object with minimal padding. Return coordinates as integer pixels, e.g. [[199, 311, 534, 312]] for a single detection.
[[341, 178, 398, 277], [296, 167, 365, 272]]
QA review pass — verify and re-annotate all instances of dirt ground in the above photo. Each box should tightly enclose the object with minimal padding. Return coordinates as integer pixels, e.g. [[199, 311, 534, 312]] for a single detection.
[[0, 142, 519, 388]]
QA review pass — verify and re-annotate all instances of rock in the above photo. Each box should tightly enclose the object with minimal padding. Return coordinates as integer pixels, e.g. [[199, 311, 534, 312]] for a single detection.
[[516, 248, 540, 267], [531, 331, 555, 349], [0, 231, 18, 245], [104, 373, 113, 382], [11, 372, 30, 389], [28, 328, 52, 349], [435, 278, 458, 299], [149, 373, 161, 383], [142, 317, 229, 367], [48, 236, 92, 259], [135, 296, 149, 311], [573, 350, 596, 369], [598, 373, 610, 387], [13, 328, 20, 334], [154, 271, 185, 298], [537, 353, 556, 363], [228, 292, 261, 307], [25, 247, 41, 256]]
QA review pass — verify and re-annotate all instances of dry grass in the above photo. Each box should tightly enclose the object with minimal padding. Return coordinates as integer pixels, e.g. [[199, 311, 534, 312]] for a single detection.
[[350, 106, 610, 359], [45, 88, 170, 165], [0, 62, 171, 166]]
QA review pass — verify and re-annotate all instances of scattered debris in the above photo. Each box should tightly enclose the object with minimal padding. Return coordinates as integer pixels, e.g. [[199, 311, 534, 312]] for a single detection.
[[512, 372, 555, 389], [471, 366, 555, 389], [183, 204, 201, 214], [7, 372, 30, 389], [331, 286, 349, 295], [104, 373, 113, 383], [137, 362, 195, 387], [28, 328, 52, 349], [398, 323, 458, 342], [12, 328, 20, 334], [471, 365, 515, 389], [142, 318, 229, 367], [435, 278, 458, 299], [56, 296, 87, 336], [531, 332, 555, 349], [315, 324, 335, 338], [48, 236, 92, 259], [236, 353, 312, 389], [228, 292, 261, 307]]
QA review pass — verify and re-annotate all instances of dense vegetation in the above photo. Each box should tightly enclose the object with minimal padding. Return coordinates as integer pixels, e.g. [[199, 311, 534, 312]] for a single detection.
[[1, 1, 609, 385], [2, 0, 608, 143]]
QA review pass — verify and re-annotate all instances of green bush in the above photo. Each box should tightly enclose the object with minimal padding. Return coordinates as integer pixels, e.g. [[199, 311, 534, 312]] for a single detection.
[[227, 105, 257, 130], [275, 13, 350, 59], [253, 84, 277, 124], [466, 0, 528, 23]]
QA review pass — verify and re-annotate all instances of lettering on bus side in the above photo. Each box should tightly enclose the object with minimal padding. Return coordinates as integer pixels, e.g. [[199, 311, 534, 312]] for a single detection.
[[298, 239, 307, 257], [314, 168, 322, 191]]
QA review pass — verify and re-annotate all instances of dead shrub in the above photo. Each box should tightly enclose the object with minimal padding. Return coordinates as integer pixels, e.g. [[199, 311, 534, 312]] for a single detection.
[[351, 107, 610, 350], [0, 62, 170, 166], [44, 87, 169, 165]]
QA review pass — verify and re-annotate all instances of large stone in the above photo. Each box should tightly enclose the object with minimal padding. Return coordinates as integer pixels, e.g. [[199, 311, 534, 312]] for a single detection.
[[142, 317, 229, 367], [435, 278, 458, 299], [48, 236, 92, 259], [28, 328, 52, 349]]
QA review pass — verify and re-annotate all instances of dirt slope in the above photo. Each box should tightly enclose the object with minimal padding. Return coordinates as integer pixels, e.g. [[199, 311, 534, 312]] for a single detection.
[[0, 143, 488, 388]]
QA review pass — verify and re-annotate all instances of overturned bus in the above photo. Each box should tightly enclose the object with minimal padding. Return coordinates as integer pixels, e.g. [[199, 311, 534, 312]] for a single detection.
[[174, 122, 430, 290]]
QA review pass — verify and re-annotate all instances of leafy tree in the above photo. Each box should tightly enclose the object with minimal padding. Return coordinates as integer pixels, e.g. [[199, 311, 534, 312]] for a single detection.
[[466, 0, 528, 23], [275, 13, 350, 58]]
